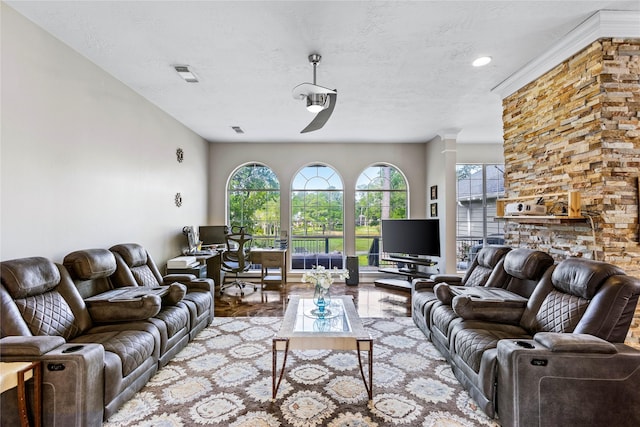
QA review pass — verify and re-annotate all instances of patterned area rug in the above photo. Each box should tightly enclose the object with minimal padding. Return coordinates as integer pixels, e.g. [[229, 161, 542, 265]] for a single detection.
[[104, 317, 499, 426]]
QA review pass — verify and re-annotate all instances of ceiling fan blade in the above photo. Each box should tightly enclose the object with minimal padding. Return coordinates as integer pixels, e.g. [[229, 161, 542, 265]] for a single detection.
[[292, 83, 337, 99], [301, 92, 337, 133]]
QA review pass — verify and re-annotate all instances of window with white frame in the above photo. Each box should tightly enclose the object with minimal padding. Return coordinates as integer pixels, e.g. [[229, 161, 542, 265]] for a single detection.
[[227, 163, 280, 249], [456, 164, 505, 271], [355, 164, 408, 270], [290, 164, 344, 270]]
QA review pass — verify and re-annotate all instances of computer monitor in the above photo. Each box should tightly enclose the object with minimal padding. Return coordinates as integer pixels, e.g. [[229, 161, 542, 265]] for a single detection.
[[199, 225, 228, 247]]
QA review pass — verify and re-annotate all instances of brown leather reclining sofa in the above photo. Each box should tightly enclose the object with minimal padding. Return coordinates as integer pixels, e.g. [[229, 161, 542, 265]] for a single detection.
[[412, 246, 640, 427], [0, 244, 214, 426]]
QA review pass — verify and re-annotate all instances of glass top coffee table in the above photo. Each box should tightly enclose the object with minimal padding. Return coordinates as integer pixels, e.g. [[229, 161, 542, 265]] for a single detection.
[[272, 295, 373, 400]]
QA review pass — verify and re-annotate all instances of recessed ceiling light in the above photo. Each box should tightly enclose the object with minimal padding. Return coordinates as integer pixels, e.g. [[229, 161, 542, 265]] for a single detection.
[[174, 65, 198, 82], [472, 56, 492, 67]]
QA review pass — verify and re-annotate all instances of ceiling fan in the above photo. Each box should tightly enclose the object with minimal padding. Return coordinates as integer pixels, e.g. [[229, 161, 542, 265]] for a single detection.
[[292, 54, 337, 133]]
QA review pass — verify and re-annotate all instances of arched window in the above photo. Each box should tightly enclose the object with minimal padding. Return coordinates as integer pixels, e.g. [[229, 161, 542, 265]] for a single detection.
[[355, 164, 408, 270], [227, 163, 280, 249], [291, 164, 344, 270]]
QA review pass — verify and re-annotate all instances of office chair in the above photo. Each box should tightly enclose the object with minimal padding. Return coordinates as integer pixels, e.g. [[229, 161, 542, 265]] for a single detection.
[[220, 227, 256, 296]]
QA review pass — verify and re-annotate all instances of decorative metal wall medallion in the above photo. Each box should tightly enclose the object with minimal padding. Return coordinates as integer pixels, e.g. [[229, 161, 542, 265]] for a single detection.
[[176, 148, 184, 163], [175, 192, 182, 207]]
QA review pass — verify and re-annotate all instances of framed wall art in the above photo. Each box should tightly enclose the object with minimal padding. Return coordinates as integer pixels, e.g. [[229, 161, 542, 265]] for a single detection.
[[430, 185, 438, 200], [430, 203, 438, 217]]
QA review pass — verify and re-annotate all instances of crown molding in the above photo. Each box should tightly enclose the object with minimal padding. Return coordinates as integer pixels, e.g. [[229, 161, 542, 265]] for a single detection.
[[492, 10, 640, 98], [437, 128, 462, 141]]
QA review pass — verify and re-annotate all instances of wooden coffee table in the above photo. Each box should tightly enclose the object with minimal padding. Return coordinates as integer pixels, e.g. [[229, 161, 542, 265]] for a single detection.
[[272, 295, 373, 400]]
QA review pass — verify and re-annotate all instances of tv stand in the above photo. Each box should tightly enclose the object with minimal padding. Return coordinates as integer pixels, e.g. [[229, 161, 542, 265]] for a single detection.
[[375, 255, 437, 291]]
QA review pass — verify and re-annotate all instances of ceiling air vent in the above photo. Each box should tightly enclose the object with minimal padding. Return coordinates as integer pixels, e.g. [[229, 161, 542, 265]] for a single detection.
[[174, 65, 198, 83], [231, 126, 244, 134]]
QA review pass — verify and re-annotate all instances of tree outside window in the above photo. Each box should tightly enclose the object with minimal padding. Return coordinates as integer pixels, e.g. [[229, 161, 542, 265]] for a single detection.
[[355, 165, 408, 269], [291, 165, 344, 269], [227, 164, 280, 249]]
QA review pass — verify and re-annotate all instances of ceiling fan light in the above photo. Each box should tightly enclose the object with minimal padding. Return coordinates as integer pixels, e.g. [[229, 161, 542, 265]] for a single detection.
[[472, 56, 492, 67], [306, 93, 327, 113]]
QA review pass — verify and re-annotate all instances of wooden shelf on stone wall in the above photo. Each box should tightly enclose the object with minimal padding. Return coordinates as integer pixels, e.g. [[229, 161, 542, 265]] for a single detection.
[[495, 191, 586, 225], [494, 215, 587, 224]]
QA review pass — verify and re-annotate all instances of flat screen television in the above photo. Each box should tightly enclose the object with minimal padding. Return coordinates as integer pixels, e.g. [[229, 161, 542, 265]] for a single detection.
[[381, 219, 441, 258], [199, 225, 229, 246]]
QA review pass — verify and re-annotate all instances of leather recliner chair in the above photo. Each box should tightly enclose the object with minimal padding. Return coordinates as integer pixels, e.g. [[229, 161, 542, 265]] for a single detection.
[[429, 248, 554, 360], [411, 245, 512, 339], [63, 248, 192, 368], [109, 243, 214, 340], [447, 257, 640, 425], [0, 256, 161, 426]]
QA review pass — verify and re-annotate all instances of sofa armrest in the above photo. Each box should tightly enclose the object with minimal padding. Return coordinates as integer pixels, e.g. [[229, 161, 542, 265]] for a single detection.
[[86, 294, 162, 322], [412, 278, 435, 290], [183, 278, 213, 292], [163, 273, 198, 283], [164, 276, 214, 293], [430, 274, 463, 284], [0, 336, 66, 358], [533, 332, 617, 353], [452, 289, 528, 325], [452, 295, 526, 324], [496, 338, 640, 427]]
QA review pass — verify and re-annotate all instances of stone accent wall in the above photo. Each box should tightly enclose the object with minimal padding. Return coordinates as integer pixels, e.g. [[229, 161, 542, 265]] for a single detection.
[[502, 38, 640, 347]]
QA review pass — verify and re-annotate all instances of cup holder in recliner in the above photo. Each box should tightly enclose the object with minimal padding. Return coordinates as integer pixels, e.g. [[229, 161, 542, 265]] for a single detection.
[[515, 341, 535, 349], [62, 345, 85, 353]]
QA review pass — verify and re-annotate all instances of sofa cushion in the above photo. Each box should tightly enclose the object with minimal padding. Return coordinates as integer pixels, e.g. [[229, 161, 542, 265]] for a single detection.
[[72, 329, 156, 377], [464, 266, 494, 287], [533, 290, 589, 334], [551, 257, 624, 299], [476, 246, 510, 270], [503, 248, 554, 280], [454, 325, 530, 373], [155, 305, 190, 338], [1, 257, 61, 298], [64, 249, 116, 280], [14, 291, 80, 340], [111, 243, 148, 268]]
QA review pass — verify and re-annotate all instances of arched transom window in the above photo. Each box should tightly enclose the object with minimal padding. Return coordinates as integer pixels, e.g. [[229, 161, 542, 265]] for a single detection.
[[290, 164, 344, 270]]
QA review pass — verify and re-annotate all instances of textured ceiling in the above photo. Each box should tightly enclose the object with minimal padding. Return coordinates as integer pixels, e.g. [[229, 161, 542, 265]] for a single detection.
[[7, 1, 640, 144]]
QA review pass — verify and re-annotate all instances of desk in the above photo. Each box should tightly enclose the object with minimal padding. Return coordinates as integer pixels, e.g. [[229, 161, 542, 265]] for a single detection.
[[0, 361, 41, 427], [168, 251, 223, 287], [167, 263, 207, 278], [251, 249, 287, 286]]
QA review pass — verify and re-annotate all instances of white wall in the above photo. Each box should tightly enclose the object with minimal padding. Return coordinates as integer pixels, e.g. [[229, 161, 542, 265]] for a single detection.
[[0, 4, 209, 265], [457, 143, 504, 164], [208, 142, 427, 260]]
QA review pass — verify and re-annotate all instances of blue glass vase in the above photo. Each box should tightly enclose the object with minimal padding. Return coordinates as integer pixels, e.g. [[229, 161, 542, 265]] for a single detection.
[[313, 283, 331, 316]]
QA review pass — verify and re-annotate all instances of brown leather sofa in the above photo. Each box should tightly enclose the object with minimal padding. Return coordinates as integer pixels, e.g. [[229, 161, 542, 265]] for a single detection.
[[412, 252, 640, 426], [63, 248, 193, 368], [110, 243, 214, 340], [0, 247, 214, 426], [412, 245, 513, 340]]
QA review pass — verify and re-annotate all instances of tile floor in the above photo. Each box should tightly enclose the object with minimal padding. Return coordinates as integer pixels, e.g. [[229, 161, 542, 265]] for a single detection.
[[214, 280, 411, 318]]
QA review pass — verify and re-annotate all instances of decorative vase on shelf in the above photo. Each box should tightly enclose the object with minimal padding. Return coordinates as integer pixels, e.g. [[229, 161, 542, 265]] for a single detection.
[[312, 283, 331, 316]]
